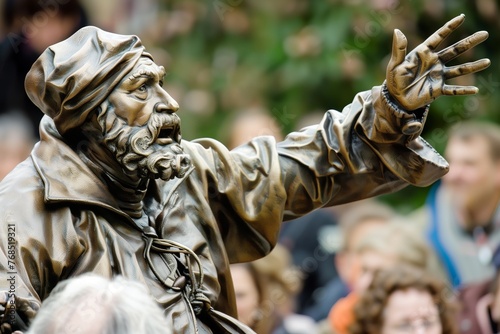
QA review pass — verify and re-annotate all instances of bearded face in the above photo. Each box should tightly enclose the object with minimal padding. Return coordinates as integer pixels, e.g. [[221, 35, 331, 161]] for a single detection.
[[96, 101, 192, 181]]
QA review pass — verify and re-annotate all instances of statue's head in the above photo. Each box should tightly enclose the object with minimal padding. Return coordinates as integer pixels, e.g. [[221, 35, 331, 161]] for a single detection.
[[25, 26, 192, 181]]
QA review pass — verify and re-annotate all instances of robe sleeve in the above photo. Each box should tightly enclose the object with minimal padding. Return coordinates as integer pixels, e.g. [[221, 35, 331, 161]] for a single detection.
[[185, 85, 447, 262]]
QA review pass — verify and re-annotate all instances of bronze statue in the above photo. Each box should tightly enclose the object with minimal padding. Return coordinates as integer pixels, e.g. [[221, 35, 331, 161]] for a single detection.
[[0, 14, 490, 334]]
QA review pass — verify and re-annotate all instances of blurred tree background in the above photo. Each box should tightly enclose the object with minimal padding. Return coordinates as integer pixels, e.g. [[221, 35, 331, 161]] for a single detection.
[[143, 0, 499, 212], [2, 0, 499, 212]]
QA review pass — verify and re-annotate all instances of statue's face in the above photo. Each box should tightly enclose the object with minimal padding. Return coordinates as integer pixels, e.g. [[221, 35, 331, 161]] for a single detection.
[[96, 57, 192, 181], [108, 57, 180, 130]]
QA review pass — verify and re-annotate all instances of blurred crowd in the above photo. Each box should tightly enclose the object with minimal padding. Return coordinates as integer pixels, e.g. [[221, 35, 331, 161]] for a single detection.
[[1, 0, 500, 333]]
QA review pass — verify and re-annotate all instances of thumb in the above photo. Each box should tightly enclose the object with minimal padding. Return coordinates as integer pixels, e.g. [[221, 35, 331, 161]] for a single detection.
[[387, 29, 407, 73]]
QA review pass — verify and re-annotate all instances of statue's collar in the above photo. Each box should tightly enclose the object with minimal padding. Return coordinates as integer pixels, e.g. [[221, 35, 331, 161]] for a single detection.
[[32, 116, 123, 214]]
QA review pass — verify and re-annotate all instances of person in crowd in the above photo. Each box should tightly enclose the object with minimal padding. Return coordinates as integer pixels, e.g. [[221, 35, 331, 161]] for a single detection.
[[310, 200, 394, 327], [23, 274, 169, 334], [230, 262, 270, 333], [334, 202, 396, 294], [225, 108, 284, 149], [329, 220, 433, 334], [349, 265, 458, 334], [457, 243, 500, 334], [279, 208, 340, 318], [231, 244, 317, 334], [0, 0, 89, 138], [423, 121, 500, 288], [0, 15, 489, 333], [0, 113, 35, 181]]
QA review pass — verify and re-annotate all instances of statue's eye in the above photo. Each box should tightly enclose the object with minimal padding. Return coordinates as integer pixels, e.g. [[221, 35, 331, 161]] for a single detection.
[[134, 84, 148, 100]]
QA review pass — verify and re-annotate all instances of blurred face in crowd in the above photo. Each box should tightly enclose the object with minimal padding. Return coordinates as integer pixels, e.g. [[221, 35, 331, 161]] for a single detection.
[[26, 12, 80, 54], [0, 134, 33, 181], [354, 250, 397, 293], [335, 217, 387, 289], [228, 112, 283, 149], [0, 145, 30, 181], [99, 57, 192, 181], [230, 264, 261, 328], [381, 288, 442, 334], [443, 135, 500, 223]]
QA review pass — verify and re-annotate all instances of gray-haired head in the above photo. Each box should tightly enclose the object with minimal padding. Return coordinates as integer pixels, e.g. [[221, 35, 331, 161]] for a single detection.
[[26, 274, 170, 334]]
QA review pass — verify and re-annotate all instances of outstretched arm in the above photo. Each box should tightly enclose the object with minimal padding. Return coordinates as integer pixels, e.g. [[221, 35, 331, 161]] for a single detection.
[[386, 14, 490, 111], [276, 15, 491, 215]]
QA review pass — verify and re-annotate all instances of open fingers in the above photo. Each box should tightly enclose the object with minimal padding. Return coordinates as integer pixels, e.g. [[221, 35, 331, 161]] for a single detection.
[[423, 14, 465, 50], [438, 31, 489, 63], [444, 58, 491, 79], [387, 29, 407, 72], [443, 84, 479, 96]]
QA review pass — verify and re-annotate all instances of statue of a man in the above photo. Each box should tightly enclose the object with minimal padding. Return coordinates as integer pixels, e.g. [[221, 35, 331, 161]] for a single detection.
[[0, 15, 490, 333]]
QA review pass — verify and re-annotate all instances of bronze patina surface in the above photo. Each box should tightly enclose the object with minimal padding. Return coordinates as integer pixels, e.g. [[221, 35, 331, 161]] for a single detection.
[[0, 14, 490, 333]]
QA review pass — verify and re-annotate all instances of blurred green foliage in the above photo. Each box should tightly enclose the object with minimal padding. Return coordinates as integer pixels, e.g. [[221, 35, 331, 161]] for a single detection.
[[149, 0, 499, 212]]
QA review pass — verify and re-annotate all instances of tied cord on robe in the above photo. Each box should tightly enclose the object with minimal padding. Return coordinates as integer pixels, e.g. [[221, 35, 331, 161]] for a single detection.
[[142, 223, 211, 315]]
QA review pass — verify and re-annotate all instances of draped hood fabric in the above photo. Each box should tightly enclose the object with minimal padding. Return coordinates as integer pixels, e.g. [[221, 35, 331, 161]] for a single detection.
[[24, 26, 147, 136]]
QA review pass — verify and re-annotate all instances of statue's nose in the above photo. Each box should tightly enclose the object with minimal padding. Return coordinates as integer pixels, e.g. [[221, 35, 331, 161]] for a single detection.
[[156, 92, 179, 113]]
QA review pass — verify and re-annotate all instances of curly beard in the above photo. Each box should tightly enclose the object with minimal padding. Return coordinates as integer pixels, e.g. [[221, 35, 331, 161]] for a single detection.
[[97, 103, 192, 181]]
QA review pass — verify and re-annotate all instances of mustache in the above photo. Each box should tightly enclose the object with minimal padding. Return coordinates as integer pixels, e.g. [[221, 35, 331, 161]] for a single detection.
[[103, 113, 180, 160], [146, 112, 181, 144]]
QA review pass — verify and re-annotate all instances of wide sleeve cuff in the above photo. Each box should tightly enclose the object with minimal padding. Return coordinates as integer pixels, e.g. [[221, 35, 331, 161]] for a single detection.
[[355, 85, 448, 186]]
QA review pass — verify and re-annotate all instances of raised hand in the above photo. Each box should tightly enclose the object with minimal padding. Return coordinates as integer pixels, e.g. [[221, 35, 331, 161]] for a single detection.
[[385, 14, 491, 111]]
